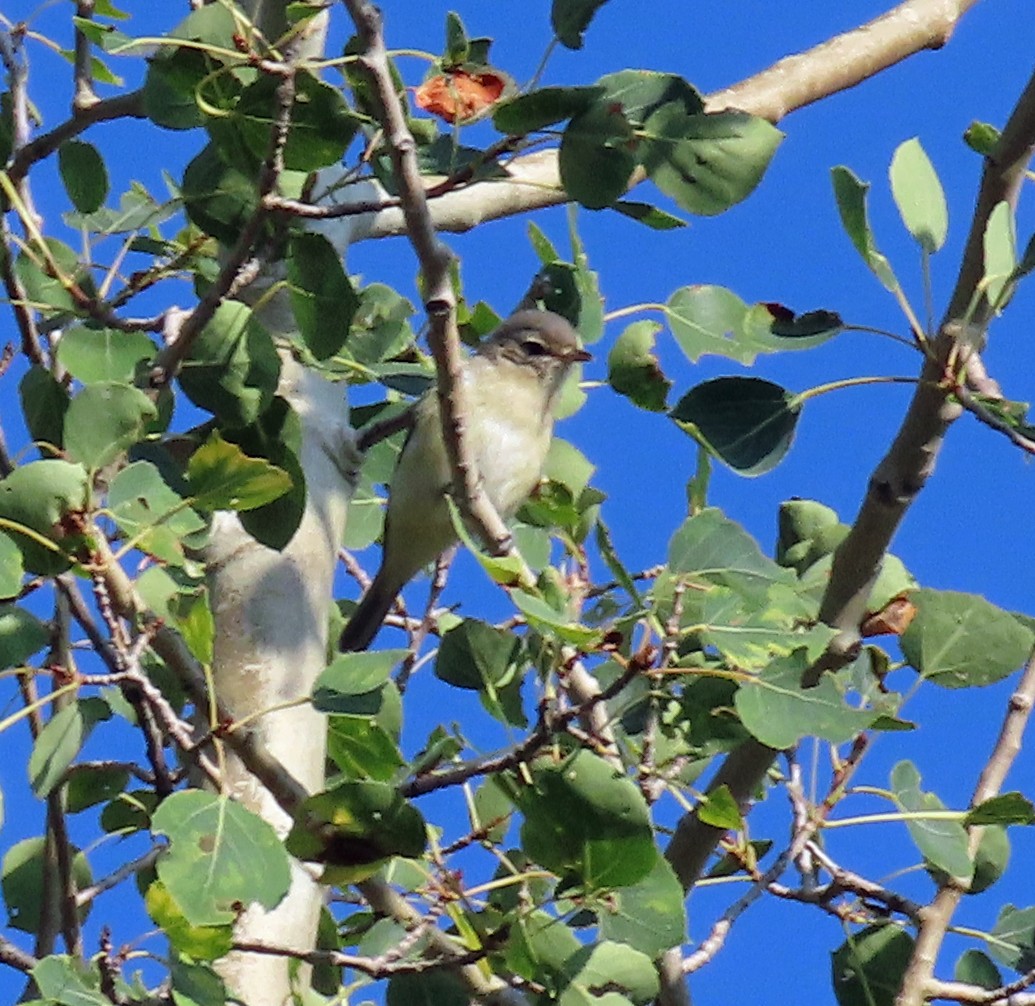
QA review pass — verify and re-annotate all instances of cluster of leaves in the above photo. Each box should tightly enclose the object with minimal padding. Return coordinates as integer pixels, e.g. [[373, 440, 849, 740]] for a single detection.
[[3, 3, 1035, 1006]]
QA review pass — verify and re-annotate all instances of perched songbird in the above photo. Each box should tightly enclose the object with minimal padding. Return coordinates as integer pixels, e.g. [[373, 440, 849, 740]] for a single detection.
[[339, 309, 590, 651]]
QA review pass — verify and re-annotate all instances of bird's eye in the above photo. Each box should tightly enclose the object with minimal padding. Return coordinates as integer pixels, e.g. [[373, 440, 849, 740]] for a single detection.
[[521, 338, 549, 356]]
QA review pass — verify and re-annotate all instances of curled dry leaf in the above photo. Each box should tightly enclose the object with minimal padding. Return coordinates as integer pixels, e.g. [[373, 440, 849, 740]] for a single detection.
[[861, 595, 918, 638], [414, 68, 513, 124]]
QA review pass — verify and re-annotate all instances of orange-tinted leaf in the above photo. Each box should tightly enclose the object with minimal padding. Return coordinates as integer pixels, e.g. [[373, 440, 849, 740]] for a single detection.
[[414, 68, 510, 124], [861, 595, 917, 638]]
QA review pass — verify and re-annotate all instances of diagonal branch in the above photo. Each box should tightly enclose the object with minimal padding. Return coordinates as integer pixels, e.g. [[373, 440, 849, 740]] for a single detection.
[[342, 0, 525, 568], [661, 61, 1035, 986], [354, 0, 987, 239], [898, 640, 1035, 1006]]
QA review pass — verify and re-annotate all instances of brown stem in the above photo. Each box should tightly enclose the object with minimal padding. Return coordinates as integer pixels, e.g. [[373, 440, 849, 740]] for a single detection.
[[342, 0, 524, 569], [897, 642, 1035, 1006]]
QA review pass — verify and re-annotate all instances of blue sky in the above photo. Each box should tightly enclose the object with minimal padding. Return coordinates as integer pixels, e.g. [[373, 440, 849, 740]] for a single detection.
[[2, 1, 1035, 1002]]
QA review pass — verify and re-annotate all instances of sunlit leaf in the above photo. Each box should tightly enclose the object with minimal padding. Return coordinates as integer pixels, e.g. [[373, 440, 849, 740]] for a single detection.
[[889, 138, 947, 253]]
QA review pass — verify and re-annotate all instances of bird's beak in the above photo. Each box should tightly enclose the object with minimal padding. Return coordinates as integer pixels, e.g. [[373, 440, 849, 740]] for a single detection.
[[564, 347, 592, 363]]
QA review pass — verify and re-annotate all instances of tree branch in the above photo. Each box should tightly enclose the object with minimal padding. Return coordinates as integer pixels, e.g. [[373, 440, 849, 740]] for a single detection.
[[342, 0, 526, 570], [350, 0, 986, 239], [662, 60, 1035, 910], [897, 640, 1035, 1006]]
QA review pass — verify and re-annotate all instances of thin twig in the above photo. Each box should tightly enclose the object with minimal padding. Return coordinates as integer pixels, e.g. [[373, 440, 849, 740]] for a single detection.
[[898, 642, 1035, 1006], [75, 846, 163, 908]]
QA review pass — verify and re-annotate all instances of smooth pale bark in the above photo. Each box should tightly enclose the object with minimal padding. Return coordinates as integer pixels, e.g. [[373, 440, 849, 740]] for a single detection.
[[202, 8, 359, 1004]]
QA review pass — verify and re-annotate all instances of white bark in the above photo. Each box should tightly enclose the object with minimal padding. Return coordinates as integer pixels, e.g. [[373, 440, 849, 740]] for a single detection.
[[206, 359, 357, 1004]]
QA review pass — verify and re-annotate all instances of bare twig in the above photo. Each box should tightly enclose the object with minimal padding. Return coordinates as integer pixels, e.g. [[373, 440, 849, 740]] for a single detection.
[[897, 641, 1035, 1006], [0, 933, 37, 974], [72, 1, 98, 111], [75, 846, 163, 908], [6, 89, 146, 183]]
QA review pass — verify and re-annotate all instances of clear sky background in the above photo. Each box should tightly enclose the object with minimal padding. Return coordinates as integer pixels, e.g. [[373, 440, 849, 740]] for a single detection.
[[2, 1, 1035, 1002]]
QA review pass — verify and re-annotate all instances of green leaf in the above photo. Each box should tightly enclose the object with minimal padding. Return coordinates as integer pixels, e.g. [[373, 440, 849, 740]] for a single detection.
[[178, 300, 281, 427], [670, 376, 800, 475], [170, 960, 227, 1006], [181, 143, 259, 244], [285, 780, 426, 881], [0, 534, 23, 599], [145, 880, 233, 961], [831, 165, 900, 291], [64, 382, 157, 470], [232, 71, 359, 172], [313, 650, 408, 707], [287, 232, 359, 360], [15, 238, 87, 316], [954, 950, 1001, 990], [32, 956, 108, 1006], [552, 0, 610, 49], [665, 285, 770, 364], [596, 856, 686, 958], [697, 784, 742, 829], [57, 326, 155, 383], [511, 589, 603, 647], [560, 102, 636, 209], [612, 199, 687, 229], [443, 10, 469, 65], [607, 320, 671, 412], [109, 461, 206, 565], [101, 788, 159, 835], [436, 619, 524, 691], [963, 120, 1000, 157], [891, 761, 971, 880], [506, 908, 583, 984], [153, 790, 292, 927], [3, 837, 92, 933], [64, 182, 178, 235], [29, 698, 112, 798], [518, 748, 656, 889], [492, 85, 604, 133], [186, 432, 292, 513], [558, 941, 659, 1006], [889, 138, 947, 253], [19, 365, 69, 449], [989, 904, 1035, 972], [640, 108, 783, 216], [832, 924, 914, 1006], [667, 508, 791, 597], [345, 283, 416, 366], [735, 653, 877, 749], [966, 792, 1035, 826], [694, 584, 833, 669], [388, 971, 468, 1006], [0, 460, 89, 575], [228, 397, 307, 550], [900, 588, 1034, 688], [596, 70, 704, 124], [66, 764, 131, 814], [58, 139, 108, 214], [0, 604, 49, 668], [326, 716, 405, 781], [143, 46, 217, 131], [983, 200, 1016, 308], [966, 826, 1010, 894]]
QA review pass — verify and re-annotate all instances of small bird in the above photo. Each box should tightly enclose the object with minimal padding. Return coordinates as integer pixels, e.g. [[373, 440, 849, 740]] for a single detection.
[[339, 309, 590, 652]]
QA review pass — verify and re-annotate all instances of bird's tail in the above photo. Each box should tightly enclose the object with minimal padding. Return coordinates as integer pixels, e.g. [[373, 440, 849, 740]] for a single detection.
[[338, 575, 399, 652]]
